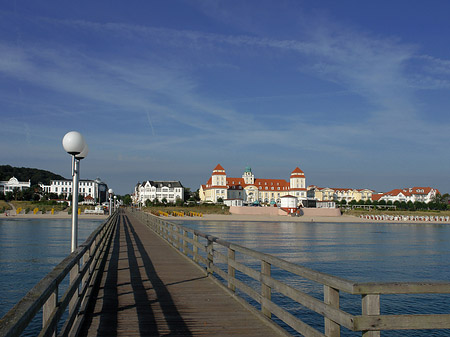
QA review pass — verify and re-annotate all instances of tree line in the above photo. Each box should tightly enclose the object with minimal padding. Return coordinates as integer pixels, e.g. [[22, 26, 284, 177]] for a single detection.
[[0, 165, 66, 185]]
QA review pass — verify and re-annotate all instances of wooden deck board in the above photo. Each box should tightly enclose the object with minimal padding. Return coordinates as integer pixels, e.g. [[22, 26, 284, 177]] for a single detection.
[[79, 211, 282, 336]]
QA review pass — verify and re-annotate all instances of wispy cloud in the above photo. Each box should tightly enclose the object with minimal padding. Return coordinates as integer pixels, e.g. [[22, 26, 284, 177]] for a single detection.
[[1, 6, 450, 193]]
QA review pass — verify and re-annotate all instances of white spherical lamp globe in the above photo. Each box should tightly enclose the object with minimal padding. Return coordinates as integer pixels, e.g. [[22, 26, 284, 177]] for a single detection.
[[62, 131, 86, 155], [75, 143, 89, 160], [108, 189, 113, 194]]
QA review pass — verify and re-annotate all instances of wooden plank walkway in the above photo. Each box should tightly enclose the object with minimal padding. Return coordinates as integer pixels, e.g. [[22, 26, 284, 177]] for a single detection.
[[79, 210, 282, 336]]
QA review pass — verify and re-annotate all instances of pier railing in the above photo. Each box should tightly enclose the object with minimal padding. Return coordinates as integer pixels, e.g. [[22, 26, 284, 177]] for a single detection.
[[131, 209, 450, 337], [0, 211, 119, 337]]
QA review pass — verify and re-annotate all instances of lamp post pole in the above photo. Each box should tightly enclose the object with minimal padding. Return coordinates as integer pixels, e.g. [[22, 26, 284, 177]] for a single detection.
[[63, 131, 88, 253], [71, 156, 80, 252], [108, 189, 113, 215]]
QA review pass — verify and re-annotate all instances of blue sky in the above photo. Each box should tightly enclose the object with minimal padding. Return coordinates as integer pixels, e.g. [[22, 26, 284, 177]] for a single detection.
[[1, 1, 450, 195]]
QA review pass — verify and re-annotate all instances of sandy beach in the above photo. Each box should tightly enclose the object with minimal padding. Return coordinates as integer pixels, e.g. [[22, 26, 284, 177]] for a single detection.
[[168, 213, 450, 224], [171, 213, 367, 223]]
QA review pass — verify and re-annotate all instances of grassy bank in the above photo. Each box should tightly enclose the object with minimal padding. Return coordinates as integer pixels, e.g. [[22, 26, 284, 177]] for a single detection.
[[343, 208, 450, 217], [142, 204, 230, 216], [0, 200, 11, 212], [6, 201, 100, 214]]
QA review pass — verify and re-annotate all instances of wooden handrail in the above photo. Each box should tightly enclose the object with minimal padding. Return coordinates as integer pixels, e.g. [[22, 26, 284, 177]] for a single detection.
[[130, 209, 450, 337], [0, 211, 119, 337]]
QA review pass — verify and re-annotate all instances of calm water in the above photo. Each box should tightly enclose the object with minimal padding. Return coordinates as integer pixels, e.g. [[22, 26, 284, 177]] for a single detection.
[[177, 220, 450, 336], [0, 218, 103, 335], [2, 218, 450, 336]]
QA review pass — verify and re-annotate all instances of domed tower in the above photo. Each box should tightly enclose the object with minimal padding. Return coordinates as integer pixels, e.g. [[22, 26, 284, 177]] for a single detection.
[[290, 167, 305, 190], [242, 166, 254, 185], [211, 164, 227, 186]]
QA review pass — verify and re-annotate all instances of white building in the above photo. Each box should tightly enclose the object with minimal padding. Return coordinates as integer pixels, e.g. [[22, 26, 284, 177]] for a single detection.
[[133, 180, 184, 205], [0, 177, 31, 194], [40, 178, 109, 203], [374, 187, 440, 204]]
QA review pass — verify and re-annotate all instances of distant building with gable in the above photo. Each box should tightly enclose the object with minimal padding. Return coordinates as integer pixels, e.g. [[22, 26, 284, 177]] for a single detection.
[[372, 187, 440, 204], [199, 164, 307, 205], [133, 180, 184, 205]]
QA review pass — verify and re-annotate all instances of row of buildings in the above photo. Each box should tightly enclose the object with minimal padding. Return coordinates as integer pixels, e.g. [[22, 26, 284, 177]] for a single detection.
[[0, 176, 109, 204], [198, 164, 440, 207]]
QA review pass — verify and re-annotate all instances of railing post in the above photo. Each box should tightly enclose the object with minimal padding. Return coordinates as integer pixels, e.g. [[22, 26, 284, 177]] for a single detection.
[[261, 260, 271, 318], [82, 248, 91, 288], [227, 247, 236, 292], [69, 261, 79, 315], [324, 285, 340, 337], [193, 234, 199, 263], [182, 229, 188, 255], [362, 294, 380, 337], [43, 288, 58, 337], [207, 238, 213, 275]]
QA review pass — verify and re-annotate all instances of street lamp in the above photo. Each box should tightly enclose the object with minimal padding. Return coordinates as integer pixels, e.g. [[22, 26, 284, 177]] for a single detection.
[[62, 131, 88, 252], [114, 195, 117, 212], [108, 188, 113, 215]]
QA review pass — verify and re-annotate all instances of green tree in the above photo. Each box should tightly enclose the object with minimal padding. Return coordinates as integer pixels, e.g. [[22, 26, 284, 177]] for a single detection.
[[122, 194, 132, 206]]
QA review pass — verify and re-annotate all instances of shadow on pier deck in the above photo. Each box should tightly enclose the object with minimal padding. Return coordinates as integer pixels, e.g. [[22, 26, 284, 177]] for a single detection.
[[79, 210, 281, 336]]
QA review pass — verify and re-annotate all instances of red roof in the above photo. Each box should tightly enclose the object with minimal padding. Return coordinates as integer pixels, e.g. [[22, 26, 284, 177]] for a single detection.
[[291, 167, 304, 174], [213, 164, 225, 171]]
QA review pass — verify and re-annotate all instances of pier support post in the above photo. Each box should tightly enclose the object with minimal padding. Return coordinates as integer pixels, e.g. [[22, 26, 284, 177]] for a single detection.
[[362, 294, 380, 337], [261, 260, 271, 318], [324, 285, 340, 337]]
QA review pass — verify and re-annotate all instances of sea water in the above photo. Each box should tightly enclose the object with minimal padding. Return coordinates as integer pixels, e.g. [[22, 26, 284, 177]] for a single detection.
[[0, 218, 103, 335], [2, 218, 450, 336]]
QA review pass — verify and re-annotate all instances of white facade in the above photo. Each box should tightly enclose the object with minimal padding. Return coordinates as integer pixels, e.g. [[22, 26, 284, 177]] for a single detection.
[[377, 187, 440, 204], [40, 178, 108, 203], [0, 177, 31, 194], [133, 180, 184, 204], [224, 199, 243, 207], [280, 195, 298, 209]]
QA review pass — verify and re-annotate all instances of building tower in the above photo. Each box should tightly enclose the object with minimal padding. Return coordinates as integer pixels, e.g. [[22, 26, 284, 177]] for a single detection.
[[242, 166, 254, 185], [211, 164, 227, 186], [290, 167, 306, 190]]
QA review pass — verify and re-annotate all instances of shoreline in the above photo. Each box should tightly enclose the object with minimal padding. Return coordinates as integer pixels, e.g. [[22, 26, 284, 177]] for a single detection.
[[0, 212, 108, 220], [2, 211, 449, 224], [168, 213, 450, 224]]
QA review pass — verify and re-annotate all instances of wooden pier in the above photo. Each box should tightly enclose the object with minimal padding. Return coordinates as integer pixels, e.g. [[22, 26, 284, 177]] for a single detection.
[[2, 208, 450, 337], [78, 210, 281, 336]]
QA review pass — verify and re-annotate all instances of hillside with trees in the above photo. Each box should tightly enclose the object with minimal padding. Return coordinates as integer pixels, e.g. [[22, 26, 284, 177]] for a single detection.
[[0, 165, 66, 185]]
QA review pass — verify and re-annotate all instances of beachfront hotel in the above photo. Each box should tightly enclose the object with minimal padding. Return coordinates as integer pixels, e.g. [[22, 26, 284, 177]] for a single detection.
[[199, 164, 307, 205]]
